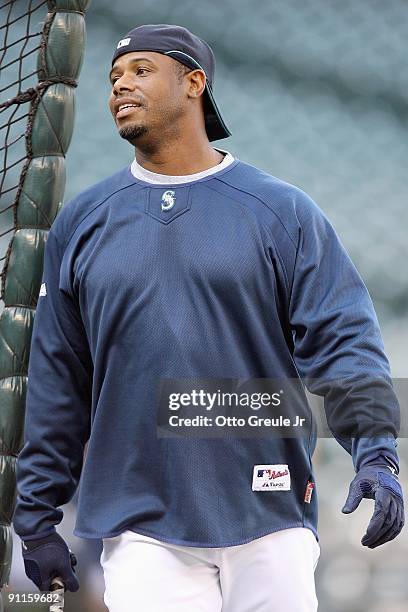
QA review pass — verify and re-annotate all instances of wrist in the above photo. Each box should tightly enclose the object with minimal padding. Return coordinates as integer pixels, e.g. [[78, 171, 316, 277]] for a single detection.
[[22, 531, 65, 553], [359, 452, 399, 475], [20, 527, 57, 542]]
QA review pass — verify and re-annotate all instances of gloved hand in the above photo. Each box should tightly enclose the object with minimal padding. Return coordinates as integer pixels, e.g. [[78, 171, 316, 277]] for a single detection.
[[21, 531, 79, 592], [342, 463, 404, 548]]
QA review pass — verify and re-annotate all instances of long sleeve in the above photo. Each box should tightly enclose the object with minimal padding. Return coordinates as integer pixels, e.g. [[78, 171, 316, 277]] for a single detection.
[[13, 228, 93, 540], [288, 192, 400, 473]]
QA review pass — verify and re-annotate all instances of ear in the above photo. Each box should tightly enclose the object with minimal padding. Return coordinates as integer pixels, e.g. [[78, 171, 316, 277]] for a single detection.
[[186, 69, 206, 100]]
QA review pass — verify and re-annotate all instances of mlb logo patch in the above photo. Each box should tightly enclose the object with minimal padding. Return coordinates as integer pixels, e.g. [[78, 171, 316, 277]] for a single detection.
[[39, 282, 47, 297], [252, 464, 291, 491], [117, 37, 131, 49]]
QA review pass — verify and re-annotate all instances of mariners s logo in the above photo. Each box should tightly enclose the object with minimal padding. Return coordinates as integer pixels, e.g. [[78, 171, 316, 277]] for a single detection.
[[161, 190, 176, 211]]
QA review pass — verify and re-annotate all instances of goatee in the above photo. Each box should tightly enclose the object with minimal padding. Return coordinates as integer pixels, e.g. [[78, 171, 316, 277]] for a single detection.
[[118, 124, 148, 142]]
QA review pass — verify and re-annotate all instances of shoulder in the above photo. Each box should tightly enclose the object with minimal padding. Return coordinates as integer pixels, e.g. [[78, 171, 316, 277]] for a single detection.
[[216, 159, 326, 244], [49, 165, 136, 248]]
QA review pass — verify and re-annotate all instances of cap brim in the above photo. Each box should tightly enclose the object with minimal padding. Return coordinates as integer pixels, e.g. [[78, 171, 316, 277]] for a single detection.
[[204, 82, 231, 142]]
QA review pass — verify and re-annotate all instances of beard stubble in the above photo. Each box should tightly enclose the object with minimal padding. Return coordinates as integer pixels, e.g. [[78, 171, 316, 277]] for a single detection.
[[118, 123, 148, 143]]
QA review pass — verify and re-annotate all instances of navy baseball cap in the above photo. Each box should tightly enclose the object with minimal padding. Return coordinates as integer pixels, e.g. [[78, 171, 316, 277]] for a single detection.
[[111, 24, 231, 142]]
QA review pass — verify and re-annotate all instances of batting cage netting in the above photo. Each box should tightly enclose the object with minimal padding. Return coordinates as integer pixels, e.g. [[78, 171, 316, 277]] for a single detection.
[[1, 0, 49, 282], [0, 0, 90, 603]]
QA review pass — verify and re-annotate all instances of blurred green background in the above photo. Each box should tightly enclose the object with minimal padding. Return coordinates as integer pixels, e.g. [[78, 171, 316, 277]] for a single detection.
[[1, 1, 407, 611]]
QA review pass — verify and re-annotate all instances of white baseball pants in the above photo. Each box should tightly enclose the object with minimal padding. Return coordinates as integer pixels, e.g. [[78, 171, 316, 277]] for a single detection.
[[100, 527, 320, 611]]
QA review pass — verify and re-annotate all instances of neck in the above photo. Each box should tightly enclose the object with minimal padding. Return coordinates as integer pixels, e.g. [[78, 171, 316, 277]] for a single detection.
[[133, 128, 224, 175]]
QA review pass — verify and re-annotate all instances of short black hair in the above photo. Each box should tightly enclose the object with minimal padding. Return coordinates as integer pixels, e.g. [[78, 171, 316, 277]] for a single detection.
[[173, 61, 192, 83]]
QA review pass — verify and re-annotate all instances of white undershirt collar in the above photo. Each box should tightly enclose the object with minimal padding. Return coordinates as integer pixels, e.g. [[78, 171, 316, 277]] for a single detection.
[[130, 148, 234, 185]]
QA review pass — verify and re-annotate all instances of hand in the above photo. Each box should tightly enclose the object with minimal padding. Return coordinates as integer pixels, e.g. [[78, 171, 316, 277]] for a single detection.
[[342, 464, 404, 548], [21, 531, 79, 592]]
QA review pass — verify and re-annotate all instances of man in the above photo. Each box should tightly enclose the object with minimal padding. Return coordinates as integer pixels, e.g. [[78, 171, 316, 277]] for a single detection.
[[13, 24, 404, 612]]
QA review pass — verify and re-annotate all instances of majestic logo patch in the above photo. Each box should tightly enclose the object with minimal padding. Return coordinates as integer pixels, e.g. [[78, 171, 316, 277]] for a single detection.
[[161, 190, 176, 212], [117, 37, 131, 49], [304, 481, 314, 503], [252, 464, 291, 491], [39, 282, 47, 297]]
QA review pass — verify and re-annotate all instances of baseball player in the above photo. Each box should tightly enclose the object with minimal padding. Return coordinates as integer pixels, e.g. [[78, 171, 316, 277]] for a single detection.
[[13, 24, 404, 612]]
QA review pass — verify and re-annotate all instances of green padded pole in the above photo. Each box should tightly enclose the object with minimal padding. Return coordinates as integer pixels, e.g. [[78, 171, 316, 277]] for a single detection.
[[0, 0, 91, 599]]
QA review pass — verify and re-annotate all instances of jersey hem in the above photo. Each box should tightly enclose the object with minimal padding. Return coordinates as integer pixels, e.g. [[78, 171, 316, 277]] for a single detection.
[[73, 522, 319, 547]]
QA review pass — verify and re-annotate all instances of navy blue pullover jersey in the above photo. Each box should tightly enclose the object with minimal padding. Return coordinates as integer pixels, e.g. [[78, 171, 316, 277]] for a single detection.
[[13, 156, 400, 546]]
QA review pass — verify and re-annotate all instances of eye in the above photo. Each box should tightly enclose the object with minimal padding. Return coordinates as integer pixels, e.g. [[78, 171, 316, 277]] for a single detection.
[[110, 67, 148, 86]]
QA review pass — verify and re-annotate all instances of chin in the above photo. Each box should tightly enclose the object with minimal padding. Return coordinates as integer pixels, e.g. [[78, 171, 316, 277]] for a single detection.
[[118, 123, 148, 142]]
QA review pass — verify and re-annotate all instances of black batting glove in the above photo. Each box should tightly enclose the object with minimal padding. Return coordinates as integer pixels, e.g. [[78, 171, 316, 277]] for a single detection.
[[342, 463, 404, 548], [21, 531, 79, 592]]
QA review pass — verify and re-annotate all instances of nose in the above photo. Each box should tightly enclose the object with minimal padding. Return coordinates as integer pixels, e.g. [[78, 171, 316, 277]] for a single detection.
[[112, 73, 136, 94]]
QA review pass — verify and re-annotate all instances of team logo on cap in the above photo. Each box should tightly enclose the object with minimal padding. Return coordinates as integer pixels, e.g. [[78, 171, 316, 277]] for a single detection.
[[117, 37, 131, 49], [161, 190, 176, 211]]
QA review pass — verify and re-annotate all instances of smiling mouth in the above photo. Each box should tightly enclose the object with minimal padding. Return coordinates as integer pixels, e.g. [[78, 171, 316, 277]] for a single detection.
[[116, 105, 143, 119]]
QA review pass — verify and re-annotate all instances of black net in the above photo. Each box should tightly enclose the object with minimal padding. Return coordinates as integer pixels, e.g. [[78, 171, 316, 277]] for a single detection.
[[0, 0, 50, 303], [0, 0, 77, 304]]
